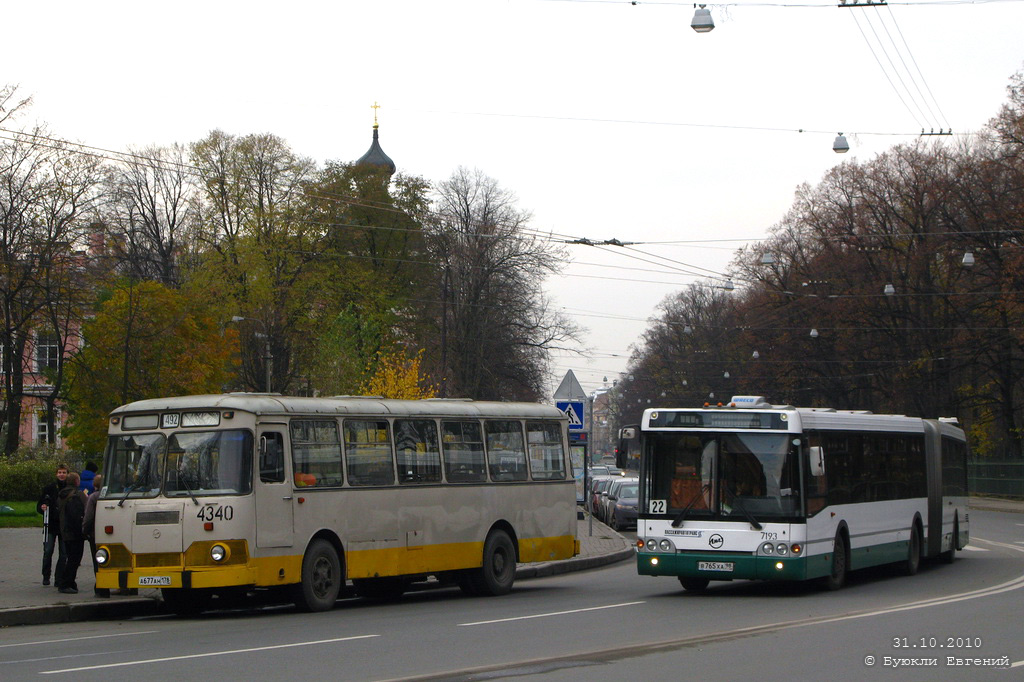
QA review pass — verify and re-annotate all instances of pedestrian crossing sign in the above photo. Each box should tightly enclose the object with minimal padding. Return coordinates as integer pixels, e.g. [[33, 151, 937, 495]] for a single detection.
[[556, 401, 584, 430]]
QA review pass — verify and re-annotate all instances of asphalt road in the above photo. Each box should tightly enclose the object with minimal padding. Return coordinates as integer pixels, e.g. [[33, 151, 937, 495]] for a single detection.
[[2, 509, 1022, 681]]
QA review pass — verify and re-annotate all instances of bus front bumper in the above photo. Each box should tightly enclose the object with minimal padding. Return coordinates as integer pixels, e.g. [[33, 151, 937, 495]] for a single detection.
[[96, 566, 261, 590], [636, 551, 808, 581]]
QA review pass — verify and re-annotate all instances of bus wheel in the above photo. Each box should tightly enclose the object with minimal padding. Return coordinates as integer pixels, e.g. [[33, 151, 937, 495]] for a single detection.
[[470, 530, 517, 596], [679, 577, 710, 592], [294, 539, 342, 612], [353, 577, 408, 601], [902, 524, 921, 576], [822, 532, 847, 591], [161, 587, 212, 616], [940, 516, 959, 564]]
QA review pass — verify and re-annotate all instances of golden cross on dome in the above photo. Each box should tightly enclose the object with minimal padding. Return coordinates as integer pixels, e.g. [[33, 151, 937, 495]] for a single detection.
[[371, 101, 381, 128]]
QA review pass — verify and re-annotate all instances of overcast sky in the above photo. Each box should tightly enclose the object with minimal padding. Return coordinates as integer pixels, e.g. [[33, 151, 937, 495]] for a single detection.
[[3, 0, 1022, 398]]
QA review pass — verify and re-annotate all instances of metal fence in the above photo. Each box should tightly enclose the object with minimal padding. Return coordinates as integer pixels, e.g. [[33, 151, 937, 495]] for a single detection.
[[969, 460, 1024, 498]]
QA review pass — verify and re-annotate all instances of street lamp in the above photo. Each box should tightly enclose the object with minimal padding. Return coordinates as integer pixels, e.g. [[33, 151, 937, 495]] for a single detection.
[[884, 283, 896, 296], [691, 4, 714, 33], [833, 133, 850, 153], [961, 251, 975, 268], [230, 316, 273, 392]]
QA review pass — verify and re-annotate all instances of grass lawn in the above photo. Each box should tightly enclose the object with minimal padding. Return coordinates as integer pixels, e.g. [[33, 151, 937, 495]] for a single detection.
[[0, 500, 43, 528]]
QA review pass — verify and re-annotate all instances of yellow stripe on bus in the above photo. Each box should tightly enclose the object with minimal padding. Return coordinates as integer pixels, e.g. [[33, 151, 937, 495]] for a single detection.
[[97, 534, 576, 589]]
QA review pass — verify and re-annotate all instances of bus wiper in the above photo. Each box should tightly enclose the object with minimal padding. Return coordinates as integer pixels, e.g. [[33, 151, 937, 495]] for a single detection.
[[118, 481, 143, 507], [724, 483, 763, 530], [671, 485, 710, 528], [175, 474, 200, 506]]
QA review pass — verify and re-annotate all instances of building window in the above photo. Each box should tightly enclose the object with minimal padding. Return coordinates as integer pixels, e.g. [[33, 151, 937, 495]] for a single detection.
[[36, 410, 58, 444], [35, 332, 61, 373]]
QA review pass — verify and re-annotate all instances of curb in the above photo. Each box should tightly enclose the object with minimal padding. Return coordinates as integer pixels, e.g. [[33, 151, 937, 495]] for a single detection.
[[0, 597, 162, 628], [0, 544, 636, 628], [516, 546, 636, 579]]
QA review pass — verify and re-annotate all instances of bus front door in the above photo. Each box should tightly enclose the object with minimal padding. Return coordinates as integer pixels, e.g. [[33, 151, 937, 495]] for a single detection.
[[254, 430, 294, 548]]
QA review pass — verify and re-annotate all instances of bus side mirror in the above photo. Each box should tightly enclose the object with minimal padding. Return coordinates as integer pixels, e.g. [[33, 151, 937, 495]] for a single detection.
[[620, 427, 636, 439], [809, 446, 825, 477]]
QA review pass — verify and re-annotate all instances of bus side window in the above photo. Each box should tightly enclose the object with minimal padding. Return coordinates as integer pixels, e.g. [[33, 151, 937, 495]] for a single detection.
[[260, 433, 285, 483]]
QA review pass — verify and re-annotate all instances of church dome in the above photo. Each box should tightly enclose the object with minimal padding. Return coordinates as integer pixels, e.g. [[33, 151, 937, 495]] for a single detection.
[[356, 122, 396, 175]]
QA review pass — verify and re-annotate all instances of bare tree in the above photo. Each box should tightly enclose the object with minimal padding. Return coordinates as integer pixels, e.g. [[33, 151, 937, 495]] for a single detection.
[[0, 125, 103, 452], [425, 167, 580, 400], [107, 144, 197, 286]]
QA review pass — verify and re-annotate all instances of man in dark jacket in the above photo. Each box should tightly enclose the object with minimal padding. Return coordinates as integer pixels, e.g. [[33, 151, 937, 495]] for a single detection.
[[56, 472, 87, 594], [36, 463, 69, 586]]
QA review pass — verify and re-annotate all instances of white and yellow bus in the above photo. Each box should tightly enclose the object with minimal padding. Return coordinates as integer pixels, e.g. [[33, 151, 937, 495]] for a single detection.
[[636, 396, 969, 591], [94, 394, 578, 613]]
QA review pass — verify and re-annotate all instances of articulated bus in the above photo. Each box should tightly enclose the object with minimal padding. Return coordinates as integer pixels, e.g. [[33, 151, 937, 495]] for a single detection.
[[94, 394, 578, 614], [636, 396, 969, 591]]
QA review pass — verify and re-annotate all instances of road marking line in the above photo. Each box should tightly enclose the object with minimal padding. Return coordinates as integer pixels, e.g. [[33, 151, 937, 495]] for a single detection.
[[0, 631, 158, 649], [962, 546, 988, 551], [40, 635, 379, 674], [458, 601, 645, 627]]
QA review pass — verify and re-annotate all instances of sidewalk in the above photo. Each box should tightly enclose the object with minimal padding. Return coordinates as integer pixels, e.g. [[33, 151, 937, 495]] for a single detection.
[[0, 515, 635, 628]]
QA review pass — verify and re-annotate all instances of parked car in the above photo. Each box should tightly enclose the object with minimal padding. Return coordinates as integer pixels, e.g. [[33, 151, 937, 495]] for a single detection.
[[588, 475, 616, 516], [601, 477, 638, 525], [594, 475, 631, 522], [607, 479, 640, 531]]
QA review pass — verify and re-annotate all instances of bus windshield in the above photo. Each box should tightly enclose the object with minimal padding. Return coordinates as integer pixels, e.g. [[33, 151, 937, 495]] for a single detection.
[[647, 431, 802, 520], [103, 430, 254, 498]]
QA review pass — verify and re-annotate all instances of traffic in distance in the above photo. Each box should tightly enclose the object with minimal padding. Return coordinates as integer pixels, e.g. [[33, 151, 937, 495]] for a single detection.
[[632, 395, 969, 591], [93, 394, 578, 615]]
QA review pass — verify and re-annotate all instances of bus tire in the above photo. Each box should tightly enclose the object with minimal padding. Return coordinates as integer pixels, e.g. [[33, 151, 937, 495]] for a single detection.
[[161, 587, 212, 616], [902, 523, 921, 576], [470, 530, 517, 597], [940, 516, 958, 564], [822, 532, 848, 591], [679, 577, 710, 592], [294, 539, 342, 612]]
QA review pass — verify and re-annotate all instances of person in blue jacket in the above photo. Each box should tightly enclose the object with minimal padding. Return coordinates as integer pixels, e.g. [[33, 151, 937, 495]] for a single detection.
[[79, 461, 98, 495]]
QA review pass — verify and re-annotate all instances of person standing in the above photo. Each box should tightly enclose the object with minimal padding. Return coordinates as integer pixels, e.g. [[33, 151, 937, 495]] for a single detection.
[[79, 461, 98, 495], [36, 463, 69, 586], [82, 474, 109, 597], [56, 472, 87, 594]]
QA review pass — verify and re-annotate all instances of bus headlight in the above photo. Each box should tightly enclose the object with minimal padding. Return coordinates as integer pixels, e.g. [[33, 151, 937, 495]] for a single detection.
[[646, 539, 658, 552], [776, 543, 789, 556], [95, 548, 109, 565], [760, 542, 775, 555], [659, 539, 673, 553], [210, 544, 230, 563]]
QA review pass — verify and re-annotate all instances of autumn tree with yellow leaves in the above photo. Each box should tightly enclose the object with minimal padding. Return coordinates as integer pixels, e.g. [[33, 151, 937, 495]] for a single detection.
[[359, 349, 436, 400]]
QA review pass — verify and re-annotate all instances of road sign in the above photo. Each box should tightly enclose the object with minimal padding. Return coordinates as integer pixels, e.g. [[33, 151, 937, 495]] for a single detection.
[[553, 371, 587, 401], [557, 400, 584, 430]]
